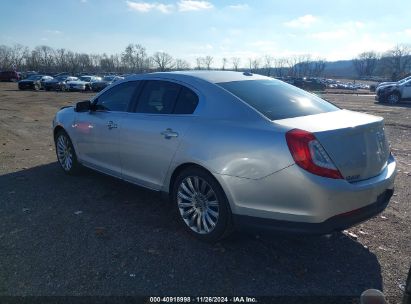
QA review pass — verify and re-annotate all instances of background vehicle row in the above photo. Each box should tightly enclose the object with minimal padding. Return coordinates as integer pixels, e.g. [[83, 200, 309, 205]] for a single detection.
[[17, 74, 124, 92]]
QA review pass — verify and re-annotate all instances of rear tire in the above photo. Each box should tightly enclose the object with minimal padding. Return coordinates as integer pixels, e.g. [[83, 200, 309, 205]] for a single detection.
[[172, 167, 233, 242], [54, 130, 82, 175]]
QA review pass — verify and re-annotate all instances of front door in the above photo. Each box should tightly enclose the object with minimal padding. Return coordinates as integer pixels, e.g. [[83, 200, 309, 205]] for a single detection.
[[72, 80, 140, 176]]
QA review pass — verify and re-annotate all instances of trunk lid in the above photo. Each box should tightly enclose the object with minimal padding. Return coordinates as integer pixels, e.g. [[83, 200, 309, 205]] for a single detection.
[[275, 109, 390, 182]]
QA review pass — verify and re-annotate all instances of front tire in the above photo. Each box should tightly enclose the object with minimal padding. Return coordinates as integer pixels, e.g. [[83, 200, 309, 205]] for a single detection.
[[387, 92, 400, 104], [172, 167, 232, 242], [55, 130, 81, 175]]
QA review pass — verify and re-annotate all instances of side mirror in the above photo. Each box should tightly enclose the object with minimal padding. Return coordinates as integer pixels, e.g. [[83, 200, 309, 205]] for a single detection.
[[75, 100, 91, 112]]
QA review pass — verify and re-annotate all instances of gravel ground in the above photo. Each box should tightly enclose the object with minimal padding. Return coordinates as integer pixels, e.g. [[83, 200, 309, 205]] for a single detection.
[[0, 82, 410, 302]]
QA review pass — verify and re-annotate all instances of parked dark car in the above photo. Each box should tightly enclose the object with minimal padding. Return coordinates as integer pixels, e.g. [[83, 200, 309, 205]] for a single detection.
[[293, 78, 326, 91], [18, 75, 52, 90], [44, 76, 78, 91], [0, 71, 21, 82], [91, 75, 124, 92]]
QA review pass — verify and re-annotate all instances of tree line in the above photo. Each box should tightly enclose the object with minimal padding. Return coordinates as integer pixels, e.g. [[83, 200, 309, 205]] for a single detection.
[[352, 44, 411, 80], [0, 43, 327, 77], [1, 42, 409, 80]]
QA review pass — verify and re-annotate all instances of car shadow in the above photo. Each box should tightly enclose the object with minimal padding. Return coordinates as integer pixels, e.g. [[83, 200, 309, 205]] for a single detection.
[[374, 100, 411, 108], [0, 163, 383, 298]]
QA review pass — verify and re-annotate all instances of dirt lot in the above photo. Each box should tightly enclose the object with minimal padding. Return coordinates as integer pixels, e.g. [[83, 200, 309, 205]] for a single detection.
[[0, 82, 410, 301]]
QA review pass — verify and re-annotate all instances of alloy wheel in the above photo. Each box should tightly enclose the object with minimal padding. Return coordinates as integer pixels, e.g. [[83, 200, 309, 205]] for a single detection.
[[177, 176, 219, 234], [387, 93, 399, 104], [56, 134, 73, 171]]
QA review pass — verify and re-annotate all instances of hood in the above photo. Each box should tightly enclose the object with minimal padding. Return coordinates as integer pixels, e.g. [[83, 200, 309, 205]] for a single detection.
[[377, 81, 397, 87], [60, 105, 74, 110], [376, 83, 398, 92]]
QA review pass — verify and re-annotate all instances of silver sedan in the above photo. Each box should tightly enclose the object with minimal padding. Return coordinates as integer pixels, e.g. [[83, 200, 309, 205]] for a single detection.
[[52, 71, 396, 242]]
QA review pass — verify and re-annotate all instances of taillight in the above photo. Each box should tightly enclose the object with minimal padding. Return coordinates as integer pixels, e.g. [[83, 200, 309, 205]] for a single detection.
[[285, 129, 343, 179]]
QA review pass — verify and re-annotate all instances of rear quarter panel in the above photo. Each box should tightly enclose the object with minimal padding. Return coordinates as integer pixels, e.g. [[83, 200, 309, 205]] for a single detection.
[[166, 118, 294, 186]]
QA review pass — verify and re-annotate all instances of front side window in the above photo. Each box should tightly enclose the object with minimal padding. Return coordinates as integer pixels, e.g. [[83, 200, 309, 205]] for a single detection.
[[94, 81, 138, 112], [135, 80, 180, 114]]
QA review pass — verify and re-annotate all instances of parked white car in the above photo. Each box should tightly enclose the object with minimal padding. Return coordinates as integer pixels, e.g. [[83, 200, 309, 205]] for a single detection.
[[376, 76, 411, 91], [65, 75, 101, 91], [375, 78, 411, 104]]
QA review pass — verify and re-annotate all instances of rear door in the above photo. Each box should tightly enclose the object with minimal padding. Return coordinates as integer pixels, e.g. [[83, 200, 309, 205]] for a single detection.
[[72, 81, 140, 176], [119, 80, 199, 190]]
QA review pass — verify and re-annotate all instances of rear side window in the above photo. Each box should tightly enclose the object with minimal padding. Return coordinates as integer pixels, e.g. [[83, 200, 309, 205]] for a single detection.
[[94, 81, 138, 112], [217, 79, 339, 120], [136, 81, 180, 114], [173, 86, 199, 114]]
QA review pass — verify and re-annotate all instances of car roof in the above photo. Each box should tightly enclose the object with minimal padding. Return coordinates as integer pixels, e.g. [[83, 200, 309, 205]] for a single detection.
[[127, 70, 269, 84]]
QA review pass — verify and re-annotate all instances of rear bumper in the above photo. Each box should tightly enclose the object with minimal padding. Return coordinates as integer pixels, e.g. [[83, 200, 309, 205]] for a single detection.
[[215, 155, 396, 232], [233, 189, 393, 234]]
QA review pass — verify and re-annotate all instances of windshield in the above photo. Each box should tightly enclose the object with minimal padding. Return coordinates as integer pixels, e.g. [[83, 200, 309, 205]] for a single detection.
[[103, 76, 115, 81], [397, 76, 411, 84], [217, 79, 339, 120], [27, 75, 42, 80], [79, 76, 91, 82]]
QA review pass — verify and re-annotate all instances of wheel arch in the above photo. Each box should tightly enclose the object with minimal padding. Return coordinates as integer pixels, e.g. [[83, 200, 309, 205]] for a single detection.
[[53, 125, 65, 139], [168, 162, 211, 195], [392, 89, 401, 96], [163, 162, 233, 213]]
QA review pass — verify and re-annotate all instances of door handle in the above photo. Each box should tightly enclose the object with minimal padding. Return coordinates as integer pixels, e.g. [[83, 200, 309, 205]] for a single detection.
[[161, 128, 179, 139], [107, 121, 117, 130]]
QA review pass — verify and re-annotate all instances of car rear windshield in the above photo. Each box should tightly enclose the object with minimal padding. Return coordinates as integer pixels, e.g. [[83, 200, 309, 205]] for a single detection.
[[217, 79, 339, 120]]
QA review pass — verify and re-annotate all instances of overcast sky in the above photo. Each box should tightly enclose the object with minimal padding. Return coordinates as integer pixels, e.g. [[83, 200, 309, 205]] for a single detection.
[[1, 0, 410, 67]]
